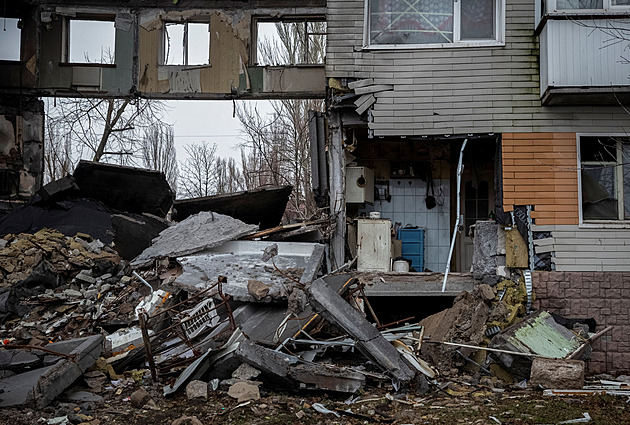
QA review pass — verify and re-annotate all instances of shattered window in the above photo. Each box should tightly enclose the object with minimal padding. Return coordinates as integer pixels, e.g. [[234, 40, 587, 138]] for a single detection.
[[367, 0, 501, 46], [256, 19, 326, 66], [580, 136, 630, 221], [163, 22, 210, 66], [0, 17, 21, 61], [69, 20, 115, 64]]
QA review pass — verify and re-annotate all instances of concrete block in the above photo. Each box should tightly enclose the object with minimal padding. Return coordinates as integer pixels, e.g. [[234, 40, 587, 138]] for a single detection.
[[529, 358, 585, 389], [0, 334, 103, 408], [306, 278, 415, 383], [186, 380, 208, 400], [288, 363, 365, 393]]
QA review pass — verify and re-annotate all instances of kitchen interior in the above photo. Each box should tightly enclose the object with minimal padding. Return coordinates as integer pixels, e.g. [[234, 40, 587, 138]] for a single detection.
[[345, 134, 497, 274]]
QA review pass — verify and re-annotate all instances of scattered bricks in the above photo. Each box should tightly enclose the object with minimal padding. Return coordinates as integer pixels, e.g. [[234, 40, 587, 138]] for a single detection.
[[75, 273, 96, 286], [530, 358, 585, 389]]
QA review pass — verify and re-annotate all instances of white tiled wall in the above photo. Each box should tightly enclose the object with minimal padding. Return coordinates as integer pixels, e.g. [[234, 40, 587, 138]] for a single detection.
[[359, 178, 450, 273]]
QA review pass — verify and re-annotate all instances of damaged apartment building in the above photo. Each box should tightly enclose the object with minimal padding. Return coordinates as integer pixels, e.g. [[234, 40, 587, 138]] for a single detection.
[[1, 0, 630, 377]]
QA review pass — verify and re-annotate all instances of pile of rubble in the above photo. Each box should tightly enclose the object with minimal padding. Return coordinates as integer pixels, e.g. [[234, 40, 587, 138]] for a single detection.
[[0, 162, 624, 423]]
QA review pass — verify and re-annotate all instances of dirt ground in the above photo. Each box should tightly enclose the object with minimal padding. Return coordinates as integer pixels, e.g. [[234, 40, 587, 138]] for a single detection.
[[4, 381, 629, 425]]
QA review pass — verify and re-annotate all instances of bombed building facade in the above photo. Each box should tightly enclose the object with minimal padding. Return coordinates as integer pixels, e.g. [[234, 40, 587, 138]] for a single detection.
[[1, 0, 630, 414]]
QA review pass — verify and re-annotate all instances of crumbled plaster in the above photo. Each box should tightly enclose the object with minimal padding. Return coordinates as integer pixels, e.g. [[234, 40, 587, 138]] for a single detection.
[[0, 116, 16, 156]]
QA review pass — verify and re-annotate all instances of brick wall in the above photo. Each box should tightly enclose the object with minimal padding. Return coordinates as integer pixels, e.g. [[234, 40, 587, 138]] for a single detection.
[[502, 133, 579, 226], [533, 271, 630, 374]]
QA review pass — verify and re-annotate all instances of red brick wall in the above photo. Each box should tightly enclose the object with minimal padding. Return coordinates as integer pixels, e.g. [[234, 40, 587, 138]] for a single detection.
[[533, 271, 630, 374]]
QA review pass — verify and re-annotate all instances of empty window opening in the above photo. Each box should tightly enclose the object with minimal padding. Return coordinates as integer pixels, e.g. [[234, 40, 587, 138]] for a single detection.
[[68, 19, 115, 64], [163, 22, 210, 66], [256, 19, 326, 65], [580, 136, 630, 221], [1, 17, 21, 61]]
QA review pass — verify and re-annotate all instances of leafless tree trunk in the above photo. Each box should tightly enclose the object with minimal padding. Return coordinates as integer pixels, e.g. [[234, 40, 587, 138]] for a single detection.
[[141, 123, 179, 194]]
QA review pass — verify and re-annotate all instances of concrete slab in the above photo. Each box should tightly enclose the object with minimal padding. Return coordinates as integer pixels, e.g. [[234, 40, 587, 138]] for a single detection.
[[175, 241, 325, 302], [357, 272, 476, 297], [131, 212, 257, 268], [307, 278, 416, 384], [0, 334, 103, 408]]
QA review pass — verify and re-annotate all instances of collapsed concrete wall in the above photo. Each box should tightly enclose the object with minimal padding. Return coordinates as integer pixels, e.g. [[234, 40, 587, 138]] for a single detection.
[[0, 96, 44, 210], [533, 271, 630, 374]]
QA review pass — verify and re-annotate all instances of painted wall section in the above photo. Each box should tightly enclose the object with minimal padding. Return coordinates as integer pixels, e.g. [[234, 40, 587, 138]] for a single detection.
[[502, 133, 578, 226], [139, 11, 247, 96]]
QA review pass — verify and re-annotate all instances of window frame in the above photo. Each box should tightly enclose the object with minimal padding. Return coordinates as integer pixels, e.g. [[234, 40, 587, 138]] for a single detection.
[[547, 0, 630, 12], [251, 16, 327, 66], [362, 0, 506, 50], [160, 20, 211, 67], [62, 16, 117, 65], [577, 133, 630, 227]]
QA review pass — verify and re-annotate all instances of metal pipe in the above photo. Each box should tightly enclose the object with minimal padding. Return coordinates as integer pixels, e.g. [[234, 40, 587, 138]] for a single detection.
[[133, 271, 154, 293], [442, 138, 468, 292]]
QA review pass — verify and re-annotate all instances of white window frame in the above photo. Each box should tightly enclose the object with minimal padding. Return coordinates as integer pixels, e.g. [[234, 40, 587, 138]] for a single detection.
[[363, 0, 506, 49], [577, 133, 630, 228], [160, 21, 210, 66], [547, 0, 630, 13]]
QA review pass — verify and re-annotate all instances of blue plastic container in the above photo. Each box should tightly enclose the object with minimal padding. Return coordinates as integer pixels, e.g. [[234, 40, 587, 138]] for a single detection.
[[397, 228, 425, 271]]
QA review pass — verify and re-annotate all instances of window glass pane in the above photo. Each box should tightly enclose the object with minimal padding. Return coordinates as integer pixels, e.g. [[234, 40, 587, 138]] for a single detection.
[[582, 166, 618, 220], [370, 0, 454, 45], [187, 23, 209, 65], [612, 0, 630, 5], [0, 18, 21, 61], [580, 136, 617, 162], [556, 0, 603, 9], [461, 0, 495, 40], [164, 23, 184, 65], [69, 20, 115, 63], [257, 21, 325, 65]]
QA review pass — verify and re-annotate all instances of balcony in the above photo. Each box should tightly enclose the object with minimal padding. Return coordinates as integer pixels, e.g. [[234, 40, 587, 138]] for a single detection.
[[537, 1, 630, 105]]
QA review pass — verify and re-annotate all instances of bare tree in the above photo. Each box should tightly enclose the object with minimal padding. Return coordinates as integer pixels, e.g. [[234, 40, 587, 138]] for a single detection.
[[215, 156, 245, 194], [141, 123, 178, 193], [238, 21, 326, 221], [178, 141, 218, 198], [43, 100, 75, 183], [46, 97, 166, 166]]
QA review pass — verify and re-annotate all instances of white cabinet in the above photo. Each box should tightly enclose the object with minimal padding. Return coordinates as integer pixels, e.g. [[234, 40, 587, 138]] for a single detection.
[[357, 219, 391, 271], [346, 166, 374, 204]]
